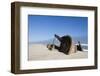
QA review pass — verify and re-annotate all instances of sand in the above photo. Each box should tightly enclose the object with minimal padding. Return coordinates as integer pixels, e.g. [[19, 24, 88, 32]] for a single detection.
[[28, 44, 88, 61]]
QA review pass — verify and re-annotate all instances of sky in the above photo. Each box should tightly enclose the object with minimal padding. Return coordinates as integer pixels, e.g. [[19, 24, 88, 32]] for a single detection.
[[28, 15, 88, 42]]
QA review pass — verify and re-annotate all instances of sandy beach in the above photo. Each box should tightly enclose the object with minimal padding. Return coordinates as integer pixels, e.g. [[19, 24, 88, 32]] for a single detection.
[[28, 44, 88, 61]]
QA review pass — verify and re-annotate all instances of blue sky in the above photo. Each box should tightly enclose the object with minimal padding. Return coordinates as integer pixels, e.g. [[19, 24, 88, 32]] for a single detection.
[[28, 15, 88, 42]]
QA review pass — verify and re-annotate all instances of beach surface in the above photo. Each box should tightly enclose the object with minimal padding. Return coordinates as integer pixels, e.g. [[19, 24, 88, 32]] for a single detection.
[[28, 44, 88, 61]]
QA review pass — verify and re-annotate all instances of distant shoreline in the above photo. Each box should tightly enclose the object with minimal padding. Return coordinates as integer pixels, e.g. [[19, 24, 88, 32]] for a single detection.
[[29, 43, 88, 51]]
